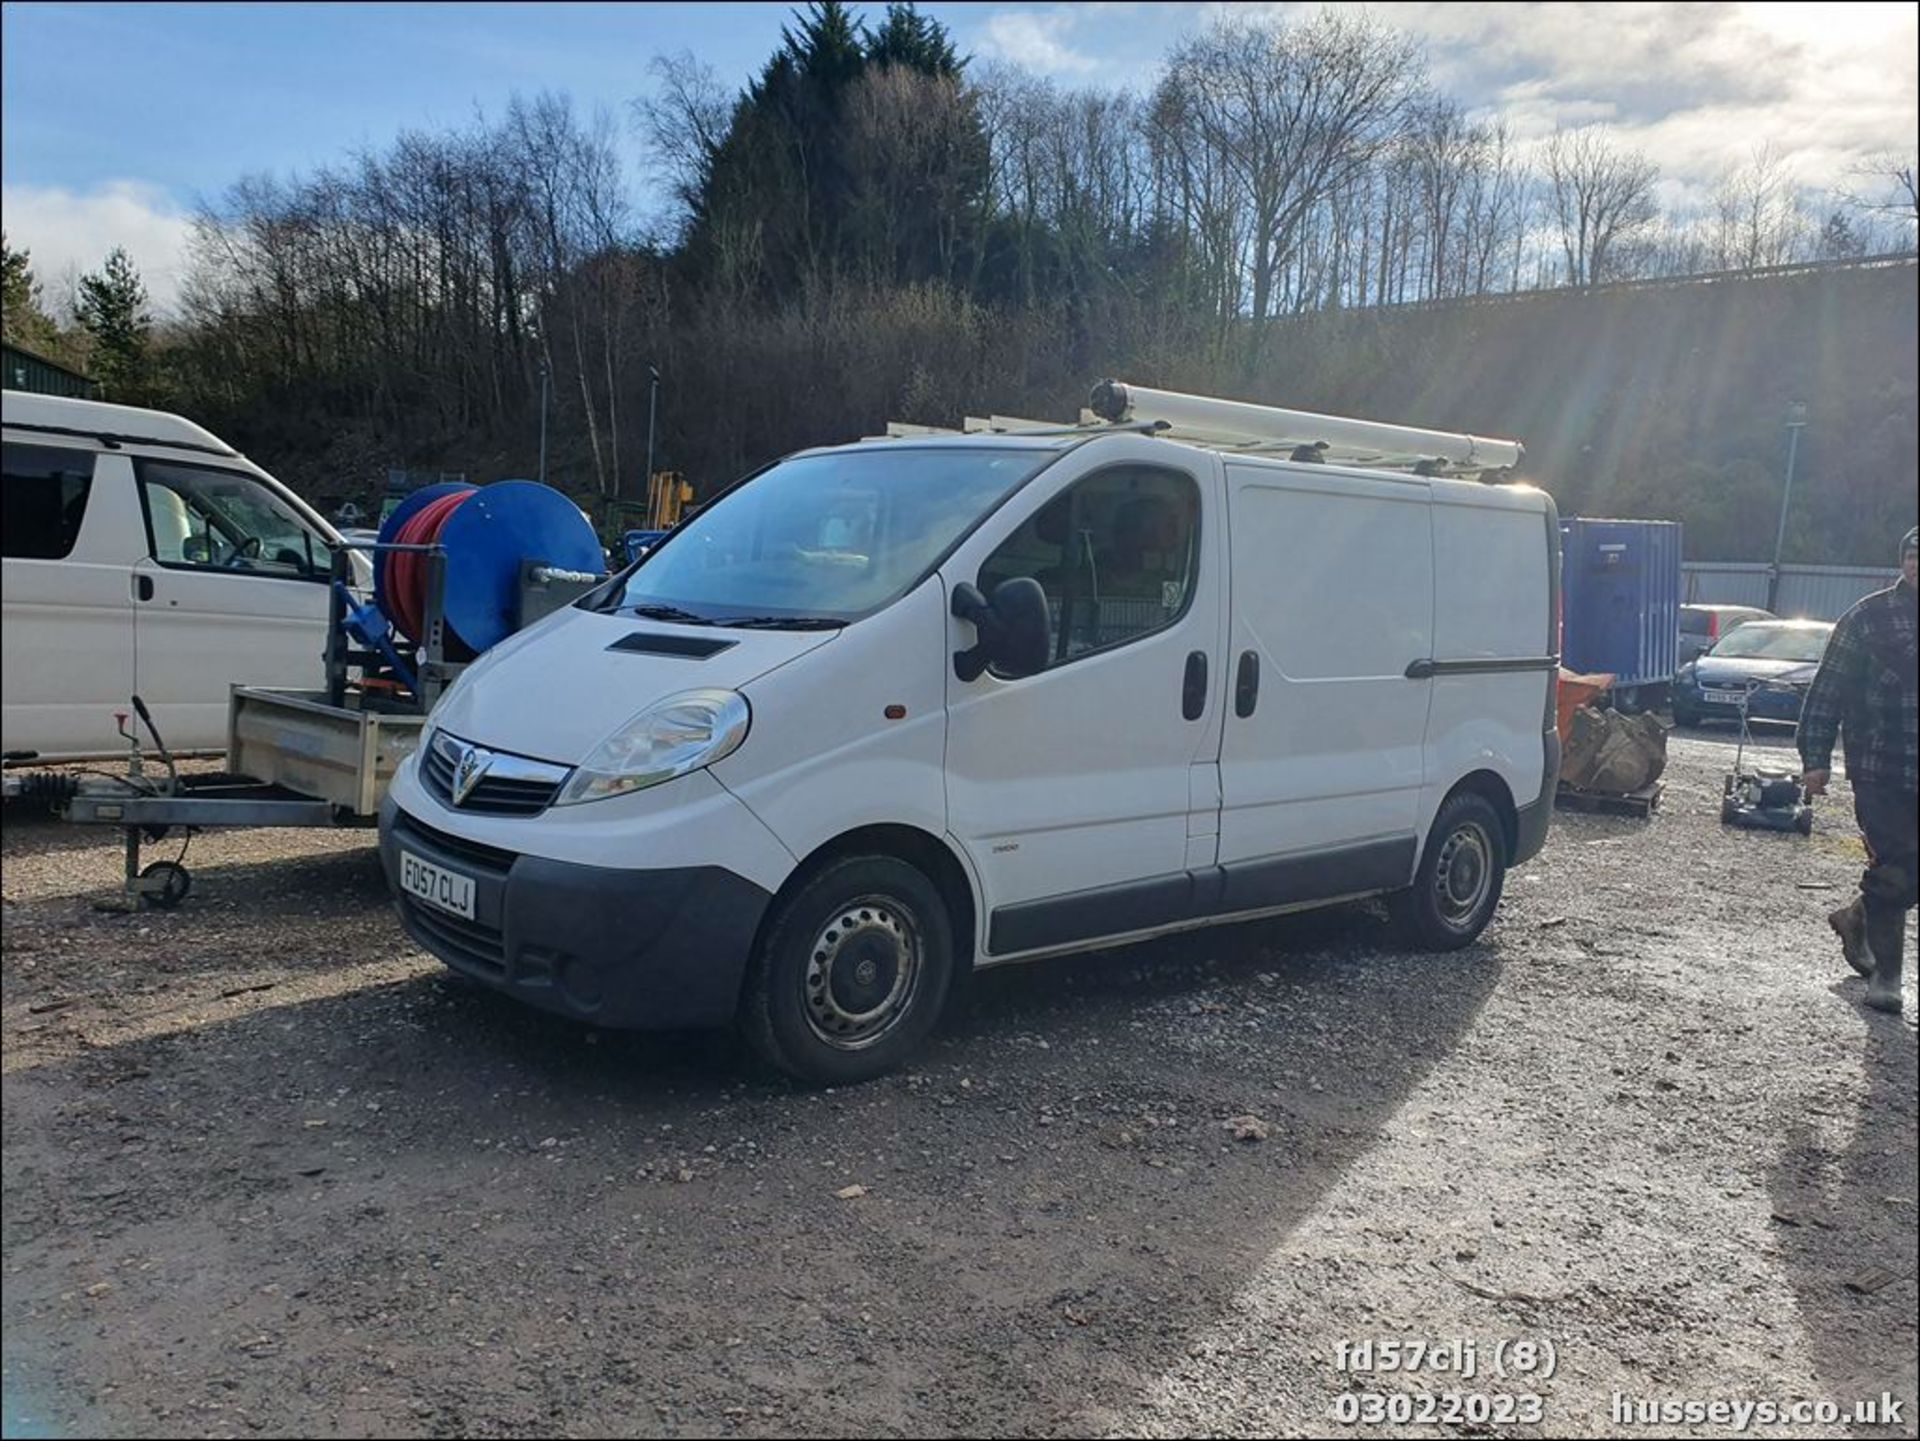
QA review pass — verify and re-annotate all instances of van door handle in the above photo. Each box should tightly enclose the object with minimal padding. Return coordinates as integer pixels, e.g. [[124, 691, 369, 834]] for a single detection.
[[1235, 650, 1260, 717], [1182, 651, 1208, 721], [134, 574, 155, 602]]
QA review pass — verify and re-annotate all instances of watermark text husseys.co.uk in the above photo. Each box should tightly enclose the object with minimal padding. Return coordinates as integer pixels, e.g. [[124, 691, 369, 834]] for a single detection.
[[1612, 1392, 1904, 1430]]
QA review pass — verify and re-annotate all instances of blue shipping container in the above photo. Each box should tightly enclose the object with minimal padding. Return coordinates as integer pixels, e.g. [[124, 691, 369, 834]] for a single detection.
[[1559, 518, 1682, 696]]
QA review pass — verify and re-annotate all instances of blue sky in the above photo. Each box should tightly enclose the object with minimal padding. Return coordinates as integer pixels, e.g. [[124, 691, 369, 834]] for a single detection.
[[3, 2, 1915, 311]]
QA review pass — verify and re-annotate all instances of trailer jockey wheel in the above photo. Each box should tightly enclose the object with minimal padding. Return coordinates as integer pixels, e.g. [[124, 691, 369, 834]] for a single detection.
[[140, 861, 192, 910]]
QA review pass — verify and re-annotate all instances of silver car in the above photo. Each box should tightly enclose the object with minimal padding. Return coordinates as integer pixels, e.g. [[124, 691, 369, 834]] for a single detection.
[[1678, 604, 1775, 666]]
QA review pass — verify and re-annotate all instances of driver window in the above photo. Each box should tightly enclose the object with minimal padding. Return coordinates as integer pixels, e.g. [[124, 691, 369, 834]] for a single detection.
[[978, 464, 1199, 666], [137, 461, 324, 579]]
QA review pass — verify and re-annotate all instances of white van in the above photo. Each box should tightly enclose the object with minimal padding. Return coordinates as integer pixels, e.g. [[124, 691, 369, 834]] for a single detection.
[[2, 393, 352, 759], [379, 388, 1560, 1082]]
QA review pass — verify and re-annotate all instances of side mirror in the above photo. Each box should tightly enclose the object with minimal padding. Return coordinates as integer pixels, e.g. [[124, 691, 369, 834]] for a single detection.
[[952, 577, 1051, 682]]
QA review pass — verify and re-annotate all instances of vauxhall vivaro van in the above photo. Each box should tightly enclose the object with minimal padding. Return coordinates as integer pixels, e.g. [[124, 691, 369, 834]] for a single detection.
[[2, 392, 353, 758], [380, 384, 1560, 1082]]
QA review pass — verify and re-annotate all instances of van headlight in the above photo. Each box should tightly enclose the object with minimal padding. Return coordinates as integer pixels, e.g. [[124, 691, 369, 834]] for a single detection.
[[554, 689, 751, 806]]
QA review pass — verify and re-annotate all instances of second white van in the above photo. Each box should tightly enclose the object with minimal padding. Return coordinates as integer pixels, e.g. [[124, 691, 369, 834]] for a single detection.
[[380, 385, 1560, 1082], [2, 392, 355, 759]]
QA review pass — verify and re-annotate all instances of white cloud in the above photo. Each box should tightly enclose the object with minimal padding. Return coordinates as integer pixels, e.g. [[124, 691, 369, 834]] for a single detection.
[[1394, 1, 1915, 194], [1162, 1, 1915, 197], [0, 181, 193, 319], [975, 7, 1101, 75]]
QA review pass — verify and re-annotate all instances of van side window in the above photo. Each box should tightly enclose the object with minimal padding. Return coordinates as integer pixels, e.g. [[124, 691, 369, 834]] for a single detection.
[[2, 443, 95, 560], [979, 465, 1199, 667], [136, 461, 325, 579]]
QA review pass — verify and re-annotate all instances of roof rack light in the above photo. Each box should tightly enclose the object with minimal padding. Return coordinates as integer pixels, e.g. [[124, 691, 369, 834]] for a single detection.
[[1087, 380, 1524, 472]]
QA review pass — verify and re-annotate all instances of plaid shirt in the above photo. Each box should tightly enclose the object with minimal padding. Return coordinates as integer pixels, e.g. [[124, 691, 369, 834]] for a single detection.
[[1797, 578, 1918, 792]]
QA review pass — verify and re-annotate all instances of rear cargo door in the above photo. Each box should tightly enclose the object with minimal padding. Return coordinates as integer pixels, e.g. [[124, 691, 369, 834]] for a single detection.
[[1213, 463, 1433, 906]]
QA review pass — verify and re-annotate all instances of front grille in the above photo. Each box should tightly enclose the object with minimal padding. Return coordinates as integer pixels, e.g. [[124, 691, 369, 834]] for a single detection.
[[393, 812, 517, 876], [421, 731, 569, 816], [403, 897, 507, 977]]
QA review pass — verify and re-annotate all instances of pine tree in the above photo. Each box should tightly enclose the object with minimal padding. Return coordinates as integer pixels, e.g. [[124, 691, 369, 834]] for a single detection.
[[781, 0, 864, 91], [865, 2, 963, 77], [2, 232, 68, 358], [74, 246, 154, 403], [683, 1, 977, 295]]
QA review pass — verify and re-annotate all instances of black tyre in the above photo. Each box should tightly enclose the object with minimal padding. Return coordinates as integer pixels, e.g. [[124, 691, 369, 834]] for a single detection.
[[739, 855, 955, 1085], [140, 860, 192, 910], [1391, 792, 1507, 950], [1671, 703, 1700, 729]]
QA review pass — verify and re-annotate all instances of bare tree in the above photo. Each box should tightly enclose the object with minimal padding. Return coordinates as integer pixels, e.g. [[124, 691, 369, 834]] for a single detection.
[[843, 64, 984, 288], [1840, 151, 1919, 247], [1161, 11, 1424, 338], [1458, 120, 1530, 297], [1405, 96, 1482, 299], [1146, 68, 1250, 338], [1709, 144, 1809, 270], [635, 52, 733, 243], [1543, 126, 1659, 286]]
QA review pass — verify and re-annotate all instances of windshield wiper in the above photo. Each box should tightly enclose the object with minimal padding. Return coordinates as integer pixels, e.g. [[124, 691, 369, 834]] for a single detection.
[[711, 615, 848, 631], [624, 602, 712, 624]]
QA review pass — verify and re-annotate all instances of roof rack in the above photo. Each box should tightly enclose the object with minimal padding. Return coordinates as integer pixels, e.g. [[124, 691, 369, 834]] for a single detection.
[[870, 381, 1525, 478]]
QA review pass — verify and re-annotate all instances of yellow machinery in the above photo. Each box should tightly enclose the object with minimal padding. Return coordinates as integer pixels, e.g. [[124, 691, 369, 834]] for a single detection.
[[647, 471, 693, 530]]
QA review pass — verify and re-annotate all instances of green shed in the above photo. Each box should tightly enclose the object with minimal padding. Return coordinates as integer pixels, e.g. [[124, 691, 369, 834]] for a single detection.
[[2, 340, 97, 398]]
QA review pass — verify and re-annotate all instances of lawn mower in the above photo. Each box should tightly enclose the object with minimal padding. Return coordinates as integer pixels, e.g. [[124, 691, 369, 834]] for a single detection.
[[1720, 678, 1814, 834]]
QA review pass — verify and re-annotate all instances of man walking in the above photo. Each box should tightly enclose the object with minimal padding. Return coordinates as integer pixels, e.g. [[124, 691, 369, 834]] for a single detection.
[[1800, 525, 1919, 1016]]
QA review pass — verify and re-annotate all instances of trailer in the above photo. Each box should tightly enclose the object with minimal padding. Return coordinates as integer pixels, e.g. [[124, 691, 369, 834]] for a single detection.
[[2, 483, 609, 910]]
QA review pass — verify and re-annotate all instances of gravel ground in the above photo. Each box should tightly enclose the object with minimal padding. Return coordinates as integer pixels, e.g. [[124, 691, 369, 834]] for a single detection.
[[3, 727, 1914, 1440]]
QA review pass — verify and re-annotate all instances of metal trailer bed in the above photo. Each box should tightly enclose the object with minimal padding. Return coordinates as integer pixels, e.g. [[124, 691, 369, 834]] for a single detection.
[[2, 544, 603, 910]]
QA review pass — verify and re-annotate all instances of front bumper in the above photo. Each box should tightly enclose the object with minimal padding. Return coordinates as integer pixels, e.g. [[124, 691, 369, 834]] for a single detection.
[[1676, 683, 1807, 724], [379, 796, 773, 1029]]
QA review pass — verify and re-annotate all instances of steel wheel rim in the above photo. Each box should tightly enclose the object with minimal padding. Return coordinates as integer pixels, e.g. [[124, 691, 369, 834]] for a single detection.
[[803, 895, 923, 1051], [1433, 821, 1494, 929]]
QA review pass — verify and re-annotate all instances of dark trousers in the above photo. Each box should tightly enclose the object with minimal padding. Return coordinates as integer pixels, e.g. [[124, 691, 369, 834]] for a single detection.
[[1855, 784, 1919, 979]]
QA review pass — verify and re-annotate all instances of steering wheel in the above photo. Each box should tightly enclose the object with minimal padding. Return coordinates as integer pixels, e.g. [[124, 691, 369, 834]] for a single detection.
[[224, 535, 263, 569]]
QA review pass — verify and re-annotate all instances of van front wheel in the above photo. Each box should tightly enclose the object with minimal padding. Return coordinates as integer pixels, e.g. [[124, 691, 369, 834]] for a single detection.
[[740, 855, 955, 1085], [1391, 793, 1507, 950]]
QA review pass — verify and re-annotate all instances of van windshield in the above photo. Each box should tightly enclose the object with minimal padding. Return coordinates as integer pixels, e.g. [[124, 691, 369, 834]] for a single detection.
[[602, 447, 1053, 625]]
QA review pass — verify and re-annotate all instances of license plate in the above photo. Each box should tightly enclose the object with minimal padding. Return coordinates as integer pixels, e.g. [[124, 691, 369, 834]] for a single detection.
[[1702, 688, 1745, 705], [401, 849, 475, 920]]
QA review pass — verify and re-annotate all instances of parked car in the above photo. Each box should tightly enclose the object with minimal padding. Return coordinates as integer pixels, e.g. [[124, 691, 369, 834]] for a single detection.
[[381, 414, 1560, 1083], [2, 392, 362, 759], [1677, 602, 1775, 665], [1671, 618, 1833, 728]]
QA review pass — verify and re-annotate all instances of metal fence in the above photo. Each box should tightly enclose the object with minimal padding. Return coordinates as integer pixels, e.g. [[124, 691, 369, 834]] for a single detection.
[[1681, 562, 1895, 620]]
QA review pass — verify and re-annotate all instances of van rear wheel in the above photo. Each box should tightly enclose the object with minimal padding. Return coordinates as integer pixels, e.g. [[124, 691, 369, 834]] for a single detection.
[[739, 855, 955, 1085], [1391, 792, 1507, 950]]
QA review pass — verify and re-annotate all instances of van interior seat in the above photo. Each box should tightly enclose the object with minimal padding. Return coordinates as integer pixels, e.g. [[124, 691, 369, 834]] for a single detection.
[[148, 485, 195, 562], [1111, 495, 1182, 578]]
